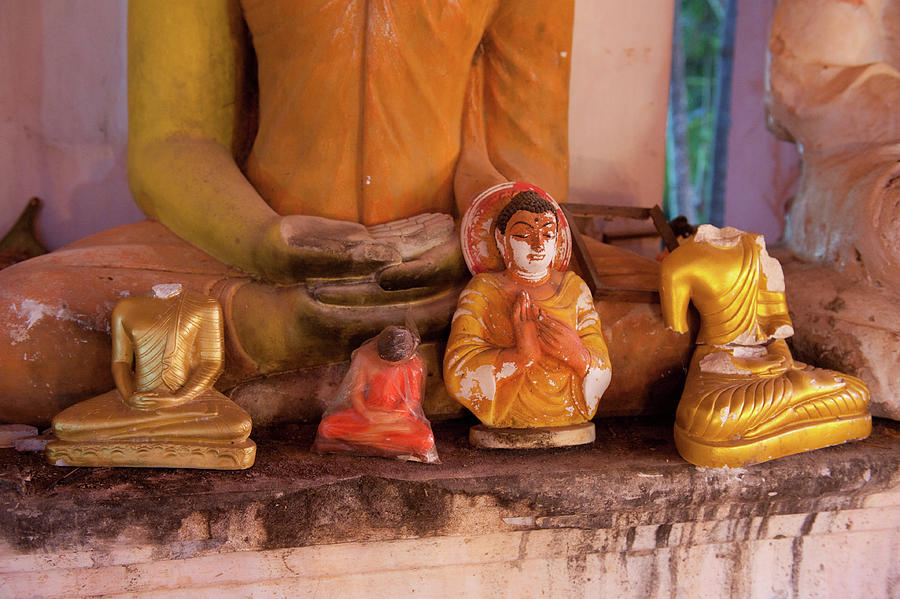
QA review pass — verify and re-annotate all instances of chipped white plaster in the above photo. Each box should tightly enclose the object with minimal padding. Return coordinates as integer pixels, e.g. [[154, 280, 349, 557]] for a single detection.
[[756, 237, 786, 292], [498, 361, 517, 379], [456, 288, 483, 305], [507, 237, 555, 283], [450, 308, 474, 324], [9, 300, 77, 344], [576, 287, 594, 314], [731, 328, 762, 346], [459, 364, 496, 405], [772, 324, 794, 339], [699, 351, 750, 375], [152, 283, 182, 298], [719, 406, 730, 425], [582, 366, 611, 413], [694, 224, 743, 247], [732, 345, 767, 359]]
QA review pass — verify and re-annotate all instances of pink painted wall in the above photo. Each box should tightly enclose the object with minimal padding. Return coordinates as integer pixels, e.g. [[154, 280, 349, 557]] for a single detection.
[[0, 1, 788, 250], [0, 0, 140, 251], [723, 0, 800, 241], [569, 0, 674, 209]]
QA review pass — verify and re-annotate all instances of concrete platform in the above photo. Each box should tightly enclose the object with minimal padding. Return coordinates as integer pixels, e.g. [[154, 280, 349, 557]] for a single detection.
[[1, 416, 899, 598]]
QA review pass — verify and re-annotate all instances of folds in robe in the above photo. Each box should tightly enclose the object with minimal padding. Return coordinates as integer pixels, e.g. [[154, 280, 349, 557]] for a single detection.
[[660, 226, 870, 466], [444, 271, 610, 428]]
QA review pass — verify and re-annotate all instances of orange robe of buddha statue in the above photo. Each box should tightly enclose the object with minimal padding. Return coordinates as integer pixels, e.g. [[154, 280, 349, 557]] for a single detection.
[[239, 0, 571, 223]]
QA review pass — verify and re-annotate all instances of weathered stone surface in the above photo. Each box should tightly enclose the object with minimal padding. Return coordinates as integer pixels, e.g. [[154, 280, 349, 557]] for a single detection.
[[0, 417, 898, 597], [2, 507, 899, 598], [587, 237, 695, 418], [13, 433, 52, 453], [0, 417, 896, 552], [780, 255, 900, 420], [0, 417, 897, 598], [0, 424, 37, 448]]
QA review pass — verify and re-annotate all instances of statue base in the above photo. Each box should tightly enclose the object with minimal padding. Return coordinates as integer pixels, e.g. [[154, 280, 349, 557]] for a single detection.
[[469, 422, 595, 449], [45, 439, 257, 470], [674, 413, 872, 468]]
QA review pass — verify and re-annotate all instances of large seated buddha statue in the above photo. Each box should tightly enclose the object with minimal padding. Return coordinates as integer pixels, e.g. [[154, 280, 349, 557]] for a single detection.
[[767, 0, 900, 419], [660, 225, 871, 467], [46, 284, 256, 469], [0, 0, 574, 425]]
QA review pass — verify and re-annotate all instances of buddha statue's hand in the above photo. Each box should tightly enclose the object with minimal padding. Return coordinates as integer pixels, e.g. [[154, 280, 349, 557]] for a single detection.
[[127, 390, 188, 411], [363, 407, 407, 425], [257, 215, 403, 284], [512, 291, 541, 367], [372, 213, 466, 291], [367, 213, 454, 261], [537, 314, 591, 376]]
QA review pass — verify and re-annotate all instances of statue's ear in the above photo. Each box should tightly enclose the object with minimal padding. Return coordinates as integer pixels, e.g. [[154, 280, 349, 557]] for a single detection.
[[551, 237, 562, 271], [494, 227, 506, 263]]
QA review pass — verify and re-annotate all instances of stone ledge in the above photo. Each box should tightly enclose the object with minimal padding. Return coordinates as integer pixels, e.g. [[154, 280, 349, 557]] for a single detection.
[[2, 506, 898, 598], [1, 416, 897, 557], [1, 417, 899, 597]]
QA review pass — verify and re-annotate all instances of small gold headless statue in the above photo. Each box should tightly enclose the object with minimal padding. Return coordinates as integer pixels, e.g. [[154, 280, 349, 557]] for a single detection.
[[660, 225, 871, 467], [45, 284, 255, 470]]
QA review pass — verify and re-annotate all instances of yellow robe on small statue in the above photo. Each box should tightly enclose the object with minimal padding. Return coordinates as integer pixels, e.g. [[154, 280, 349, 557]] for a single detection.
[[444, 271, 611, 428]]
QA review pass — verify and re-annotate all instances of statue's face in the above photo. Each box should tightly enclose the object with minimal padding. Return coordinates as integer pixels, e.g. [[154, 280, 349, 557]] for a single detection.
[[496, 210, 558, 279]]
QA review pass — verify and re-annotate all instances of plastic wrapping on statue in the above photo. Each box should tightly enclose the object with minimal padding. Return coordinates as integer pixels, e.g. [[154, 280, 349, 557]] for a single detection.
[[313, 326, 439, 464]]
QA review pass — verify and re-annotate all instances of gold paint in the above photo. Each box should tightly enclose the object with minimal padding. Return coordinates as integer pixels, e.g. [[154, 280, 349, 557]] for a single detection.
[[45, 440, 256, 471], [446, 194, 611, 434], [444, 271, 609, 428], [47, 289, 255, 470], [660, 226, 871, 468]]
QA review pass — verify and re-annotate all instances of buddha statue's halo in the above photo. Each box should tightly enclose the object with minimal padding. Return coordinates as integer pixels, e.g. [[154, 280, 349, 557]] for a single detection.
[[460, 182, 571, 275]]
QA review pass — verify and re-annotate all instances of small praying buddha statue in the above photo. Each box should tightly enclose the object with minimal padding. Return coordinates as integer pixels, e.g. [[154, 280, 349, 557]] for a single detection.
[[313, 325, 438, 463], [660, 225, 871, 467], [444, 184, 611, 448], [46, 284, 255, 469]]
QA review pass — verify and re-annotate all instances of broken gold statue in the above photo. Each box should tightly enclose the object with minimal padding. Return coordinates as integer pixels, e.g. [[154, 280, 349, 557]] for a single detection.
[[46, 284, 256, 470], [444, 183, 612, 448], [660, 225, 871, 468]]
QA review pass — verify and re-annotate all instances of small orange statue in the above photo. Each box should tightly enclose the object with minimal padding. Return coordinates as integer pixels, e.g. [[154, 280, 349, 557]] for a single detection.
[[313, 326, 438, 463], [444, 184, 611, 448]]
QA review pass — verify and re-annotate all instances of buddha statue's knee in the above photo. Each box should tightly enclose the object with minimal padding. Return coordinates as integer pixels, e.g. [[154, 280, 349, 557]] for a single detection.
[[0, 265, 115, 425]]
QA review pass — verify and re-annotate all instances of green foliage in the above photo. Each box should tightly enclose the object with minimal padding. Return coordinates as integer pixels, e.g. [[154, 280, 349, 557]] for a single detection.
[[664, 0, 727, 223]]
